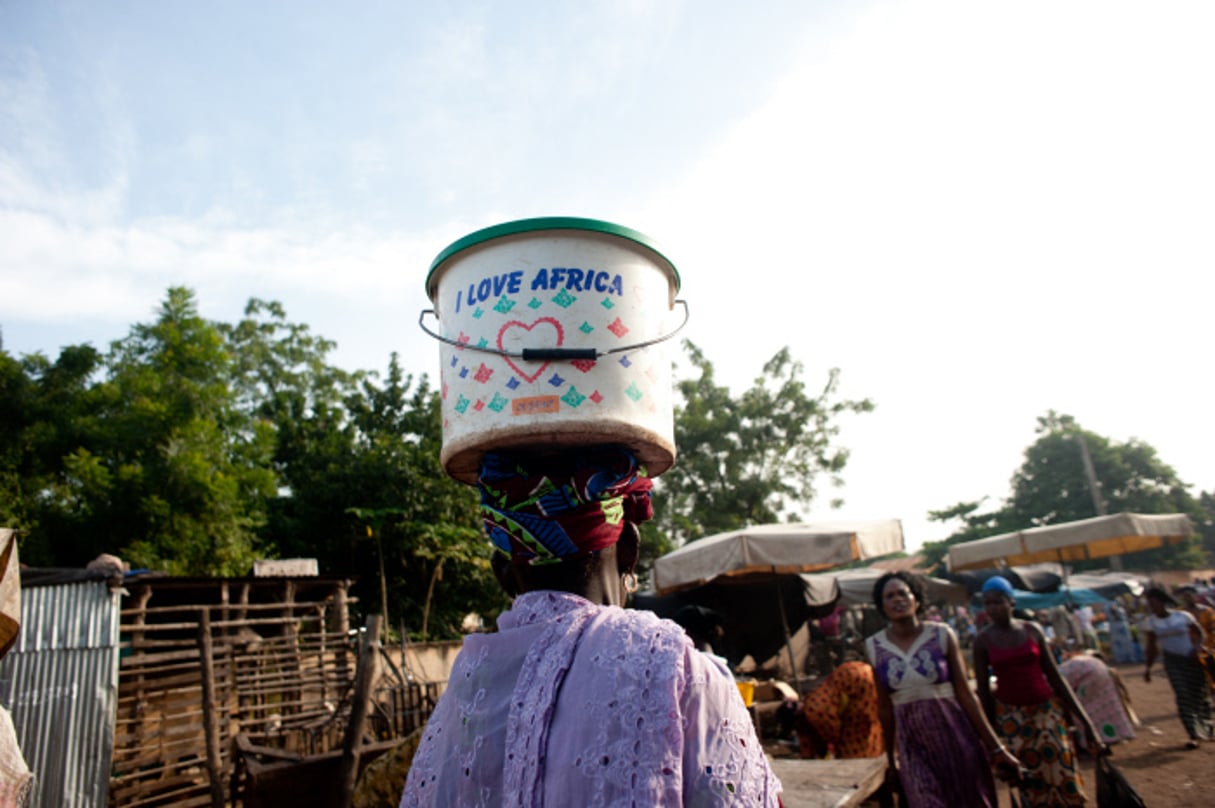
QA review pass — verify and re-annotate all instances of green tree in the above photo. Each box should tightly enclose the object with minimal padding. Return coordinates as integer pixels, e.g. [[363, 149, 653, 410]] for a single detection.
[[0, 344, 104, 562], [647, 341, 874, 560], [266, 350, 502, 638], [220, 297, 362, 569], [343, 358, 501, 638], [40, 288, 277, 574], [926, 412, 1210, 572]]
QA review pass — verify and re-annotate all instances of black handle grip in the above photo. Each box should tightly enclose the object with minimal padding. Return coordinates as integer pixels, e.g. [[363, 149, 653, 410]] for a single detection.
[[522, 348, 598, 361]]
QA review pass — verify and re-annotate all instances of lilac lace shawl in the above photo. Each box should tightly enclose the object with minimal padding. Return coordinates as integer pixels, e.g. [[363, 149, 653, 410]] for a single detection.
[[400, 591, 781, 807]]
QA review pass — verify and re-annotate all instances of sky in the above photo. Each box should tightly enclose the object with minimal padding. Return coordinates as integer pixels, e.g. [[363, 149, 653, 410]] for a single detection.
[[3, 0, 1213, 554]]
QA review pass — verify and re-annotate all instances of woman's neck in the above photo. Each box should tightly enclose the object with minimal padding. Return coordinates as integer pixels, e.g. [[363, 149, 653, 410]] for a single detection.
[[888, 616, 921, 636]]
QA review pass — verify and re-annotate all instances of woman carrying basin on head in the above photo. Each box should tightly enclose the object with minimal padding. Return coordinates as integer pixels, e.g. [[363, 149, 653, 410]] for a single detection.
[[865, 571, 1020, 808], [399, 446, 781, 807]]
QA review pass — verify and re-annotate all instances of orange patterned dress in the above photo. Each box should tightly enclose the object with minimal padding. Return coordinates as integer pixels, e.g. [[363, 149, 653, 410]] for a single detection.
[[797, 661, 883, 759]]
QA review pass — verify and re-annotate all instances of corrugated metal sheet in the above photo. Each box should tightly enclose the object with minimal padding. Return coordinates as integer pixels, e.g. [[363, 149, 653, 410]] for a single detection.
[[0, 580, 122, 808]]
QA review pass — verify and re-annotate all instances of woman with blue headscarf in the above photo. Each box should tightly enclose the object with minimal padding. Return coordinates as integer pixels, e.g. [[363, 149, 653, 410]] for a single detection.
[[973, 575, 1108, 806]]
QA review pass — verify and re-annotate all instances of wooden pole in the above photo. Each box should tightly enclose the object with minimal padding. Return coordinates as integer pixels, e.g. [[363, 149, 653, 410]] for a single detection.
[[197, 608, 226, 808], [1076, 433, 1122, 570], [775, 583, 801, 689], [334, 583, 351, 686], [338, 614, 382, 808]]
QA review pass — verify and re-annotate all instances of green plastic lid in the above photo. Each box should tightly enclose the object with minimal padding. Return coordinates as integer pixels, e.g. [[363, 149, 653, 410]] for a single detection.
[[425, 216, 680, 299]]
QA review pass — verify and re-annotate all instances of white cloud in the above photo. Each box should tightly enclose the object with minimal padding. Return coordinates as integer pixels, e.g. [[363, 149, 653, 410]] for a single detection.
[[632, 0, 1215, 547]]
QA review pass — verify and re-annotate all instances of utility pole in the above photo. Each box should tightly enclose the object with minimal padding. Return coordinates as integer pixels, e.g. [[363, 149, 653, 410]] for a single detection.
[[1076, 433, 1121, 569]]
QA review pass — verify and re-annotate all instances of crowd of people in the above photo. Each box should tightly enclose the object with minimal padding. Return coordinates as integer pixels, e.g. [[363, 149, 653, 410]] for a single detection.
[[398, 487, 1214, 808], [782, 575, 1215, 804], [394, 449, 1212, 808]]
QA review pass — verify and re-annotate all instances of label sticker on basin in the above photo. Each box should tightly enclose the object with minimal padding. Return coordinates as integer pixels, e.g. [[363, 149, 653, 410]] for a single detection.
[[512, 396, 561, 416]]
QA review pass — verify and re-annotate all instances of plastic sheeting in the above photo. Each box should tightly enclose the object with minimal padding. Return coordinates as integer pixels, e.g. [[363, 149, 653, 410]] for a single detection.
[[948, 513, 1193, 571], [653, 520, 904, 595]]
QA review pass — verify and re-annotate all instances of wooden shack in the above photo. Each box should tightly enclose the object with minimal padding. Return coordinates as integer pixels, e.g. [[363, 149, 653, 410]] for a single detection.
[[110, 574, 440, 808]]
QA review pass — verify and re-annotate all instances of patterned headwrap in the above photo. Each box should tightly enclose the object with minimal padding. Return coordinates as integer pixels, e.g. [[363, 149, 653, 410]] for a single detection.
[[477, 446, 654, 565]]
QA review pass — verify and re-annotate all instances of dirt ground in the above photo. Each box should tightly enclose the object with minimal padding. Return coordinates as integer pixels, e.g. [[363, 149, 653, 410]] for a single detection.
[[1004, 660, 1215, 807]]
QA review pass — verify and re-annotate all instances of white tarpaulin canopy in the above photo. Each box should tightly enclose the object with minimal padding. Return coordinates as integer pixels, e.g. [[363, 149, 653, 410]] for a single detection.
[[800, 566, 970, 607], [948, 512, 1194, 572], [653, 520, 904, 595]]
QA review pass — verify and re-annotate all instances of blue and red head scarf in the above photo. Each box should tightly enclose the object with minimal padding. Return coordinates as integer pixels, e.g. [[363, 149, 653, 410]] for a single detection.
[[477, 446, 653, 565]]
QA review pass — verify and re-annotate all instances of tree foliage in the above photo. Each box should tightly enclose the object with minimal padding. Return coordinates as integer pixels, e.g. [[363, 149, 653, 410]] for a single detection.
[[646, 341, 874, 559], [26, 289, 278, 574], [1, 292, 878, 636], [923, 411, 1211, 572], [0, 344, 103, 562]]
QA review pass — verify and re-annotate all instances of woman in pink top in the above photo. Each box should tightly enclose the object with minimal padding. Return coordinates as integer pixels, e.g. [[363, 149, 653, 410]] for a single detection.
[[399, 447, 781, 807], [974, 576, 1107, 806]]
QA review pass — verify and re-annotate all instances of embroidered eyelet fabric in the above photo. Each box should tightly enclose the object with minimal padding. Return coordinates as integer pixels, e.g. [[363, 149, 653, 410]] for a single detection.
[[400, 590, 781, 806]]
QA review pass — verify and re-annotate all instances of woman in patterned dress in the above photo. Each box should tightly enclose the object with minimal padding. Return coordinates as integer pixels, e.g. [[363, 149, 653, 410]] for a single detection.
[[794, 660, 883, 759], [865, 572, 1021, 807], [1142, 586, 1213, 749], [974, 576, 1108, 806], [1059, 652, 1136, 744]]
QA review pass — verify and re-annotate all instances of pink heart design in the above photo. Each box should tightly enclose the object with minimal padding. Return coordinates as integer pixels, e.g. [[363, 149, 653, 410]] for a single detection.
[[498, 317, 565, 383]]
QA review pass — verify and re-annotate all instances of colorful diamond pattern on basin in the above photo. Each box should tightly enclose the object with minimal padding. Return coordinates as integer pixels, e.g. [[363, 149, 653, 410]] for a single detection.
[[441, 272, 669, 434]]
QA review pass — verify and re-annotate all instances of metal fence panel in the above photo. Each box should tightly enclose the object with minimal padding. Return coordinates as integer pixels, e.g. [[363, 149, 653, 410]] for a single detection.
[[0, 581, 121, 808]]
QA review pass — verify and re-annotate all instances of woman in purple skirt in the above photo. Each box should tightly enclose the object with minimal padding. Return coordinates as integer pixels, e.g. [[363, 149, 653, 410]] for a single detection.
[[866, 572, 1020, 807]]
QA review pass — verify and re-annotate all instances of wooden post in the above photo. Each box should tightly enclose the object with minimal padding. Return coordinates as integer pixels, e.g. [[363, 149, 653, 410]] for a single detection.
[[198, 608, 226, 808], [776, 583, 801, 689], [220, 580, 230, 642], [338, 614, 382, 808], [334, 583, 350, 635], [235, 581, 252, 715], [334, 583, 351, 686]]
